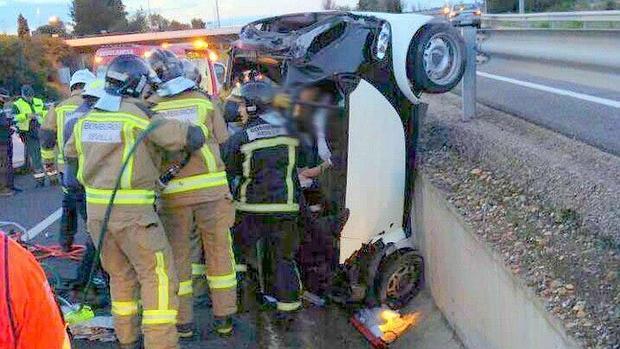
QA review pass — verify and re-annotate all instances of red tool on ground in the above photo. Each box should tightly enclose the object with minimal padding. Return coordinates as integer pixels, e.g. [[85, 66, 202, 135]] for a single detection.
[[350, 307, 420, 348]]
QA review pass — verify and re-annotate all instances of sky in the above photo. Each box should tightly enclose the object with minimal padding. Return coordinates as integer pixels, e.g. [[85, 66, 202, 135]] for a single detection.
[[0, 0, 450, 34]]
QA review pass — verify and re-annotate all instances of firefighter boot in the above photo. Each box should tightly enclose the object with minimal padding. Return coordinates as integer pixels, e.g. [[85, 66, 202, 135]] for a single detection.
[[214, 316, 233, 337]]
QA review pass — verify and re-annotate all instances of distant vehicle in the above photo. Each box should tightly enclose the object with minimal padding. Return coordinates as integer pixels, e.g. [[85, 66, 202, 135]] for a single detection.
[[443, 3, 482, 28], [93, 43, 221, 96]]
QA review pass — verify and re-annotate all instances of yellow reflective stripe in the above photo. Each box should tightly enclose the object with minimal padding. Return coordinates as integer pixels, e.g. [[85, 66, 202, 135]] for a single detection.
[[239, 136, 299, 153], [240, 146, 252, 204], [112, 300, 139, 316], [227, 229, 237, 277], [41, 148, 55, 160], [142, 310, 177, 325], [206, 274, 237, 289], [234, 202, 300, 213], [178, 280, 193, 296], [276, 301, 302, 312], [207, 229, 237, 290], [120, 122, 134, 189], [155, 251, 169, 310], [200, 145, 218, 173], [75, 118, 85, 184], [56, 105, 79, 158], [84, 187, 155, 205], [192, 263, 206, 276], [286, 144, 296, 204], [162, 171, 228, 195]]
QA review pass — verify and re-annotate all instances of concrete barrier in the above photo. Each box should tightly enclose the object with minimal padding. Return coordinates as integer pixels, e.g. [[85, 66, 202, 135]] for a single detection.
[[413, 173, 582, 349]]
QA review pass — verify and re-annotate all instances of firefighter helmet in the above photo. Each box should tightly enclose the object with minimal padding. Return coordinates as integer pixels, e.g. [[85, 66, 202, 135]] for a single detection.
[[180, 59, 201, 85], [104, 54, 156, 98], [147, 49, 184, 83], [239, 81, 275, 116]]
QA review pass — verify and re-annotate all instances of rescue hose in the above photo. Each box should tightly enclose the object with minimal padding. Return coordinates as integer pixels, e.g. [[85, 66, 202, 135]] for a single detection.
[[70, 119, 167, 320]]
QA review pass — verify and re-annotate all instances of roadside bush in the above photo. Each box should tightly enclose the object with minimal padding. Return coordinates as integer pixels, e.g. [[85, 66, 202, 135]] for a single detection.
[[0, 35, 75, 101]]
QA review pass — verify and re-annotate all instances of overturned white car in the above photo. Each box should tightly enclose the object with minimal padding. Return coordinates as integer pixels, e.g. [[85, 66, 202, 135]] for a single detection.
[[226, 11, 466, 309]]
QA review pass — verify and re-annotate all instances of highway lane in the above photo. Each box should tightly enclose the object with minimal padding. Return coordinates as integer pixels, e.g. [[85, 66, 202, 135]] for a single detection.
[[456, 57, 620, 155]]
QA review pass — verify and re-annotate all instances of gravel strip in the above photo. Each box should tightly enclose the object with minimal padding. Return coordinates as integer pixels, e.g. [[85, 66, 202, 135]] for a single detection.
[[419, 93, 619, 349]]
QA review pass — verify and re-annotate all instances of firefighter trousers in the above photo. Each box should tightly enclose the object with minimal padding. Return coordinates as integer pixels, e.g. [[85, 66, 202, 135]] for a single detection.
[[189, 226, 209, 298], [20, 130, 43, 177], [234, 213, 302, 312], [88, 209, 179, 349], [59, 182, 87, 250], [159, 198, 237, 325], [0, 138, 13, 191]]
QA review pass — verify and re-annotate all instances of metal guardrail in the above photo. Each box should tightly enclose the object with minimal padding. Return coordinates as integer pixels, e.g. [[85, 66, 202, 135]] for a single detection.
[[482, 10, 620, 29]]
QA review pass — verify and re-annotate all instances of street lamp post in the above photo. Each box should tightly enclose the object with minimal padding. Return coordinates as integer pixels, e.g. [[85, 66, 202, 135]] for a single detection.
[[215, 0, 221, 28]]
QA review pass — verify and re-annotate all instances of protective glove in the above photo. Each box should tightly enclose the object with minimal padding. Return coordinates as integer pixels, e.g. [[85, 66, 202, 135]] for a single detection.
[[273, 93, 292, 109]]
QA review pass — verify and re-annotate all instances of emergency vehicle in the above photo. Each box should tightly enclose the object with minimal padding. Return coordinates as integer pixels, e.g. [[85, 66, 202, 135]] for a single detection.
[[94, 43, 224, 96]]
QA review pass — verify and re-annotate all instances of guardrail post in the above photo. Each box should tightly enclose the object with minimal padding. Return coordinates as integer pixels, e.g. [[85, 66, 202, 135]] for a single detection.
[[461, 26, 477, 121]]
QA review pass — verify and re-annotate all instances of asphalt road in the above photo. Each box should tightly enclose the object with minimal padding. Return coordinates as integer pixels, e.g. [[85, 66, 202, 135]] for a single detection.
[[455, 57, 620, 156], [0, 174, 463, 349]]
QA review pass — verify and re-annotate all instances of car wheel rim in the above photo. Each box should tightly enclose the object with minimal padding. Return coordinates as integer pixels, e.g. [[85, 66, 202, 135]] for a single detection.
[[386, 264, 418, 300], [423, 32, 461, 86]]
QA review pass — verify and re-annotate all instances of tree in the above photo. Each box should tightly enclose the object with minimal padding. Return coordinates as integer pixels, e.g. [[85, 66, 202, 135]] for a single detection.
[[191, 18, 206, 29], [356, 0, 402, 12], [323, 0, 336, 10], [127, 9, 148, 33], [17, 14, 30, 38], [71, 0, 128, 35], [384, 0, 403, 12], [34, 19, 68, 38], [357, 0, 380, 10], [0, 35, 74, 100], [604, 0, 617, 10], [149, 13, 170, 31], [169, 20, 191, 31]]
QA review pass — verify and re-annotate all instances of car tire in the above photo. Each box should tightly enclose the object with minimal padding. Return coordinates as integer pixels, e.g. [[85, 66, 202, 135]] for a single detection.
[[407, 23, 466, 94], [374, 249, 424, 310]]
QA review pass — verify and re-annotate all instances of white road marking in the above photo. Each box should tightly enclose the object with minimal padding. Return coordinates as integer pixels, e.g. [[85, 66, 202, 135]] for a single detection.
[[477, 71, 620, 109], [23, 208, 62, 241]]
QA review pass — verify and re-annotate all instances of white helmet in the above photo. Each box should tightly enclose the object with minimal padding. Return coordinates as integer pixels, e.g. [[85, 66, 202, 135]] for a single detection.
[[70, 69, 96, 90], [82, 79, 105, 99]]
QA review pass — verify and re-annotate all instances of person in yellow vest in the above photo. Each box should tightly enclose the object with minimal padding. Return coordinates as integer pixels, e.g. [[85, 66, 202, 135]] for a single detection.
[[41, 70, 95, 252], [147, 49, 237, 339], [40, 70, 96, 186], [64, 54, 207, 349], [13, 85, 47, 186]]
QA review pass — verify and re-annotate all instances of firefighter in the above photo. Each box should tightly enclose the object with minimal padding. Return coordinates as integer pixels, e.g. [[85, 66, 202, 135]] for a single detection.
[[0, 87, 15, 196], [64, 54, 207, 349], [40, 69, 95, 252], [147, 49, 236, 338], [13, 85, 47, 186], [223, 81, 305, 321]]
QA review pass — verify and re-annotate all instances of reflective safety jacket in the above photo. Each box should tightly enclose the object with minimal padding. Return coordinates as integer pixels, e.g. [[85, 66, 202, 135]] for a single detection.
[[223, 115, 304, 214], [40, 92, 84, 171], [0, 233, 71, 349], [151, 90, 230, 208], [13, 97, 47, 132], [64, 98, 192, 218]]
